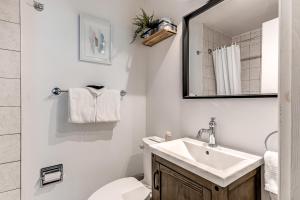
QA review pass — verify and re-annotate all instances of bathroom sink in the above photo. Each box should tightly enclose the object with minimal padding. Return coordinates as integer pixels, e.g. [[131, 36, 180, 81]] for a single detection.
[[150, 138, 263, 187]]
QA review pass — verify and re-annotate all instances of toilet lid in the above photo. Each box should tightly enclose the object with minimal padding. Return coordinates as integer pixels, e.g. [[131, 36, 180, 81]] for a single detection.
[[88, 177, 151, 200]]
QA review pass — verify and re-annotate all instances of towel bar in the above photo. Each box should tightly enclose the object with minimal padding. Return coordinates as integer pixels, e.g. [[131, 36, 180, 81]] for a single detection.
[[264, 131, 278, 150], [51, 87, 127, 97]]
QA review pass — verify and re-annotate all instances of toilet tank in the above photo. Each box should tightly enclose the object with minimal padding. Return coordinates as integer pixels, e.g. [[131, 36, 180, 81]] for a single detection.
[[142, 136, 165, 186]]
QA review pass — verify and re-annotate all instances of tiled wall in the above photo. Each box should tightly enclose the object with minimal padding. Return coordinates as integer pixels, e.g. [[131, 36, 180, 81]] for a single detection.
[[0, 0, 21, 200], [232, 29, 262, 94], [202, 24, 231, 95]]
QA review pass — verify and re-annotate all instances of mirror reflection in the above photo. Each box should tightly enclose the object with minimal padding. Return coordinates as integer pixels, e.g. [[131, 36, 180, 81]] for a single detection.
[[187, 0, 278, 97]]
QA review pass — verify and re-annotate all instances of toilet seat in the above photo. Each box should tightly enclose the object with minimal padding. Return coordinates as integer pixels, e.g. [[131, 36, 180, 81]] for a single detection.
[[88, 177, 151, 200]]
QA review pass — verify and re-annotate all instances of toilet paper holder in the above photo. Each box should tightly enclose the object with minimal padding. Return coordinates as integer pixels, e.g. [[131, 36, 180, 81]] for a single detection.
[[40, 164, 63, 187]]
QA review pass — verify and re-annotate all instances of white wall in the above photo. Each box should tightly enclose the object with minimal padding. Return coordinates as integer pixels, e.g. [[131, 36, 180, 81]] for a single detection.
[[21, 0, 147, 200], [21, 0, 279, 199], [261, 18, 279, 94], [145, 2, 278, 200], [145, 0, 278, 156]]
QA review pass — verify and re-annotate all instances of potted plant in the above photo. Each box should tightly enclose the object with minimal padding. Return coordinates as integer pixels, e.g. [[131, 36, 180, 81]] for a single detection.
[[131, 9, 160, 43]]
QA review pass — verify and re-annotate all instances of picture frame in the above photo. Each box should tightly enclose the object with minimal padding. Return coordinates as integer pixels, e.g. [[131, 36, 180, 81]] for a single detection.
[[80, 14, 111, 65]]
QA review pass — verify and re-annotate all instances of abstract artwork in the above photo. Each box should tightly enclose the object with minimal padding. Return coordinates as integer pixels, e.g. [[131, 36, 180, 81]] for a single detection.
[[80, 14, 111, 64]]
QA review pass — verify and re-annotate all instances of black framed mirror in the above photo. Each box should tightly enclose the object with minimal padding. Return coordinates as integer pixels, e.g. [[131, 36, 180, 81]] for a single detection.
[[182, 0, 279, 99]]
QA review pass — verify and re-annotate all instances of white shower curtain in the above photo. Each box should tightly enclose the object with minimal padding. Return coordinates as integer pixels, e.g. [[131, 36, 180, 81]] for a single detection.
[[212, 44, 241, 95]]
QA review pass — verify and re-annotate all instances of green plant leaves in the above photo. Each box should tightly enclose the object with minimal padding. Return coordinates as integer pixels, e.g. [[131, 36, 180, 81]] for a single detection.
[[131, 8, 159, 43]]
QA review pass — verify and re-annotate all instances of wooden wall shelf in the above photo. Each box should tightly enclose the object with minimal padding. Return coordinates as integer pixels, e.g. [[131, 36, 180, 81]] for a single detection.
[[143, 29, 177, 47]]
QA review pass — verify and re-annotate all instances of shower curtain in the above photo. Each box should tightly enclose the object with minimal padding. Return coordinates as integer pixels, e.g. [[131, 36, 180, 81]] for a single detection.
[[212, 44, 242, 95]]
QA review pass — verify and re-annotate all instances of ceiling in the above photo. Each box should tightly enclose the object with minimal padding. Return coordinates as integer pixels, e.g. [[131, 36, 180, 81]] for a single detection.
[[191, 0, 278, 37]]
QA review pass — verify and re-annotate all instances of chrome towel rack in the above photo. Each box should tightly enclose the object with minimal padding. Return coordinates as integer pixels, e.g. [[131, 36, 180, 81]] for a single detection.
[[51, 87, 127, 97], [264, 131, 278, 150]]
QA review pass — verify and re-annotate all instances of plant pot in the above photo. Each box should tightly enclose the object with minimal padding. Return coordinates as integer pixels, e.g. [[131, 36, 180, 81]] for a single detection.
[[141, 28, 153, 39], [141, 28, 158, 39]]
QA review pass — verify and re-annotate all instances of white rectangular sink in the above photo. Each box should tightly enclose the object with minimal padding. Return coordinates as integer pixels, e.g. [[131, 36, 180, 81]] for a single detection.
[[150, 138, 263, 187]]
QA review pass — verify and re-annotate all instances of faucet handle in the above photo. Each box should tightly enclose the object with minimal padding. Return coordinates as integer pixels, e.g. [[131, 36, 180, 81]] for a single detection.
[[209, 117, 216, 127], [197, 129, 206, 139]]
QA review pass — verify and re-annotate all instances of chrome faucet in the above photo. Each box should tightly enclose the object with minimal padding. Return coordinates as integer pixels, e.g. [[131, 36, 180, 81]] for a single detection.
[[197, 117, 217, 147]]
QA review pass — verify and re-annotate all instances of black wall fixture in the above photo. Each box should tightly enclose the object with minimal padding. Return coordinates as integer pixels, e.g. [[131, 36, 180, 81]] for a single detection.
[[182, 0, 278, 99]]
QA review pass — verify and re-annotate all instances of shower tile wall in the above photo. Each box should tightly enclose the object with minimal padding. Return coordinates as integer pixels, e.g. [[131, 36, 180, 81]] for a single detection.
[[202, 25, 231, 95], [0, 0, 21, 200], [232, 29, 262, 94]]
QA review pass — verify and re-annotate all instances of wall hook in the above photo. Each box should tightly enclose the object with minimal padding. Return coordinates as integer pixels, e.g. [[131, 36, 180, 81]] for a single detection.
[[33, 0, 44, 12]]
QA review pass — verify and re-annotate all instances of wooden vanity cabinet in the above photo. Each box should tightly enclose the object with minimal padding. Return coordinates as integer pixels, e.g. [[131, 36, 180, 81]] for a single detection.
[[152, 154, 261, 200]]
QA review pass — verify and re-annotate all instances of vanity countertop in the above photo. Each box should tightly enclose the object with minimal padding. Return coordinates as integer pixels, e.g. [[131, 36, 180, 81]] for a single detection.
[[150, 138, 263, 187]]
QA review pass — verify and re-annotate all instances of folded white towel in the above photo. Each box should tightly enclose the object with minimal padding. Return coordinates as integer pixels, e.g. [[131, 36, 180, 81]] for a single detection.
[[69, 87, 121, 123], [92, 88, 121, 122], [68, 88, 95, 123], [264, 151, 279, 195]]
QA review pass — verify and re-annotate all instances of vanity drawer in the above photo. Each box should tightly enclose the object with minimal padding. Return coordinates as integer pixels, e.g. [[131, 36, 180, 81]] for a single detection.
[[152, 154, 261, 200], [152, 154, 212, 200], [159, 164, 207, 200]]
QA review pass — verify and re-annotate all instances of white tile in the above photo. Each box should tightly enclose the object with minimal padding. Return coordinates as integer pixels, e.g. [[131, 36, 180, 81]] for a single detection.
[[250, 67, 261, 80], [213, 31, 220, 44], [208, 41, 213, 50], [251, 28, 262, 38], [250, 44, 261, 57], [0, 21, 20, 51], [203, 54, 209, 66], [0, 50, 20, 78], [240, 47, 250, 59], [203, 78, 209, 90], [202, 90, 209, 96], [208, 79, 216, 91], [250, 91, 260, 94], [207, 55, 213, 66], [203, 40, 209, 51], [250, 37, 261, 46], [250, 80, 260, 92], [250, 58, 261, 67], [241, 32, 251, 41], [208, 28, 214, 42], [0, 162, 20, 193], [0, 107, 20, 135], [241, 69, 250, 81], [224, 36, 232, 46], [0, 0, 19, 23], [232, 36, 240, 43], [203, 26, 209, 41], [213, 42, 218, 49], [241, 60, 250, 69], [0, 189, 20, 200], [208, 90, 216, 96], [240, 41, 250, 48], [0, 134, 20, 164], [242, 81, 250, 92], [204, 66, 215, 79], [220, 34, 228, 46], [0, 79, 20, 106]]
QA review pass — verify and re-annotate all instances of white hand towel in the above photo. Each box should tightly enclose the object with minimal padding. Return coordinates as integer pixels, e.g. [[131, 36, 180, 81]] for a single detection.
[[95, 88, 121, 122], [68, 88, 95, 123], [264, 151, 278, 195]]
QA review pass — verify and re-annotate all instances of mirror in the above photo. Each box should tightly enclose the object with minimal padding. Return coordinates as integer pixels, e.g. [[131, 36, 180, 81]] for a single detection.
[[182, 0, 279, 98]]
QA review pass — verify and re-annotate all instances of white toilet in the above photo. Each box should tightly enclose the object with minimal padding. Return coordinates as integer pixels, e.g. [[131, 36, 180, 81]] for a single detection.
[[88, 136, 164, 200]]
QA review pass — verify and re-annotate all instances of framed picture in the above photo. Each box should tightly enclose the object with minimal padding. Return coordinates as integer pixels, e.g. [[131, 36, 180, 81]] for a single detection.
[[80, 14, 111, 65]]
